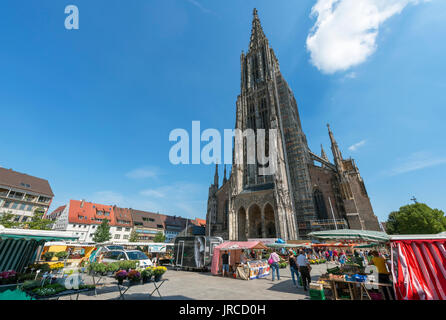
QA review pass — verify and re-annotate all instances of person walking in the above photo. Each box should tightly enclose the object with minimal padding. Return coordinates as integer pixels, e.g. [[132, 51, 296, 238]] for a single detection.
[[221, 250, 230, 277], [297, 250, 311, 291], [288, 250, 299, 287], [325, 250, 330, 261], [333, 249, 338, 264], [268, 250, 281, 281]]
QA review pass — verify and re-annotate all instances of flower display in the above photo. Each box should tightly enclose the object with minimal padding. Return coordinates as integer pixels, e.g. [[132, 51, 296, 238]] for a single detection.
[[50, 262, 64, 270], [152, 266, 167, 276], [115, 270, 128, 280], [127, 270, 141, 282], [0, 270, 18, 285]]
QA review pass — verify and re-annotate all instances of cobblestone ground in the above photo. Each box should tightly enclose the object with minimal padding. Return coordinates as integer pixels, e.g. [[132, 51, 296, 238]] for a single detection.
[[60, 263, 341, 300]]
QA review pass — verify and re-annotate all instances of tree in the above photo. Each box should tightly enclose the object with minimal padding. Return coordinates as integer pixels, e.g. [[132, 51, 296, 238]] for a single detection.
[[153, 232, 166, 243], [129, 229, 139, 242], [386, 203, 446, 235], [26, 208, 53, 230], [93, 219, 112, 243], [0, 212, 20, 228]]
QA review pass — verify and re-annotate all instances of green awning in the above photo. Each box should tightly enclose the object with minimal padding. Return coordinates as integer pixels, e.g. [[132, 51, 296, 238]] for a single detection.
[[0, 234, 77, 242], [307, 229, 390, 243], [266, 243, 309, 248]]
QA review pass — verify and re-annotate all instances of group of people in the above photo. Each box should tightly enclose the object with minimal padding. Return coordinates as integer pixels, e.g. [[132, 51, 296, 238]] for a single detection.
[[268, 249, 313, 291]]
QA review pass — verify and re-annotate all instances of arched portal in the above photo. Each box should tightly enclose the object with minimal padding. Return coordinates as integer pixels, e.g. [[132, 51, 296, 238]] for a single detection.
[[264, 203, 276, 238], [248, 204, 262, 238], [238, 207, 247, 240]]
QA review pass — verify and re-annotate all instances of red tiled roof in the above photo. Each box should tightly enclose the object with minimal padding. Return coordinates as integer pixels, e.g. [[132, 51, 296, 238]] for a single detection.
[[68, 200, 115, 226], [113, 206, 133, 227]]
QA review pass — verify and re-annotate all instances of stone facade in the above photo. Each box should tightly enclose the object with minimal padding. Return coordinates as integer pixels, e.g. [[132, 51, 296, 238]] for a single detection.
[[205, 9, 381, 240]]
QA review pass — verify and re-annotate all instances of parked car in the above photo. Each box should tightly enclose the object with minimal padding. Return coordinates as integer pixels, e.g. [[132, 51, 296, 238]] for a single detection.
[[101, 250, 153, 267]]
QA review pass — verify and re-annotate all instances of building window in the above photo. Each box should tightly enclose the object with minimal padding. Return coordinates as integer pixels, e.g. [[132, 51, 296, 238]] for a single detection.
[[114, 234, 121, 239], [125, 228, 130, 232], [123, 235, 129, 239], [117, 227, 122, 231], [314, 189, 328, 220]]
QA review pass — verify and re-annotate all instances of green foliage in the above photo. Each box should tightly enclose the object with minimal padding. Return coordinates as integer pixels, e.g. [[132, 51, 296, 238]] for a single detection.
[[153, 232, 166, 243], [92, 219, 112, 243], [386, 203, 446, 235], [106, 262, 120, 273], [55, 251, 69, 259], [118, 260, 138, 271], [43, 252, 55, 260], [0, 212, 20, 228], [27, 208, 53, 230], [129, 229, 139, 242]]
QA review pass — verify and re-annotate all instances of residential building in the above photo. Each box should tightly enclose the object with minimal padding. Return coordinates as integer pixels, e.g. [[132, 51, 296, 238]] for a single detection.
[[51, 200, 132, 242], [130, 210, 165, 242], [0, 167, 54, 223]]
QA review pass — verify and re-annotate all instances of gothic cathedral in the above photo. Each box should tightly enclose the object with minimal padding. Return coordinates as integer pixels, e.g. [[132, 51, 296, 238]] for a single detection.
[[206, 9, 381, 240]]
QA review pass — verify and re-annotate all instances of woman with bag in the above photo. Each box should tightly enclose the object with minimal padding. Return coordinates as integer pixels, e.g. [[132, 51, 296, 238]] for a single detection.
[[268, 250, 281, 281]]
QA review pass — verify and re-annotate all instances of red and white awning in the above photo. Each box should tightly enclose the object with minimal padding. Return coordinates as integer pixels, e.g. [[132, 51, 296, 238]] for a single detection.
[[391, 238, 446, 300]]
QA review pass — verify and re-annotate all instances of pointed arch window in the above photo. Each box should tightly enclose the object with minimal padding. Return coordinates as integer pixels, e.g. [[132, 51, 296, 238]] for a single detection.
[[314, 189, 328, 220]]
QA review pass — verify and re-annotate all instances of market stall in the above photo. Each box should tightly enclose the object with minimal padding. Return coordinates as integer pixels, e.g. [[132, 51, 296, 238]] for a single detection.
[[308, 229, 392, 300], [390, 234, 446, 300], [211, 241, 269, 280]]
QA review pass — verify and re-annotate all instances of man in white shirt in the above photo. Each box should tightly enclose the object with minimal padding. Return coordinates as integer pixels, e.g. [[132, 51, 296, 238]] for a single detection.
[[297, 250, 311, 291]]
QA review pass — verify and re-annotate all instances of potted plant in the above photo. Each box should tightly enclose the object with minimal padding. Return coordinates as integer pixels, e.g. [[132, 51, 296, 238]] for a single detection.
[[106, 262, 119, 276], [127, 270, 141, 285], [55, 251, 69, 261], [152, 266, 167, 282], [43, 252, 55, 262], [115, 270, 127, 285], [141, 267, 153, 283]]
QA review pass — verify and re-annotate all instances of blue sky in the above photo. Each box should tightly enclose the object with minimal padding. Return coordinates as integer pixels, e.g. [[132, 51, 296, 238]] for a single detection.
[[0, 0, 445, 222]]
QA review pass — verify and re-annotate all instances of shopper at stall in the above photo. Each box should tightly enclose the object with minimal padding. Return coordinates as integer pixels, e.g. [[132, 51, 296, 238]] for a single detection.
[[325, 250, 330, 261], [297, 250, 311, 291], [221, 250, 230, 277], [268, 250, 281, 281], [339, 251, 347, 266], [333, 249, 339, 263], [288, 250, 299, 287], [370, 251, 394, 300]]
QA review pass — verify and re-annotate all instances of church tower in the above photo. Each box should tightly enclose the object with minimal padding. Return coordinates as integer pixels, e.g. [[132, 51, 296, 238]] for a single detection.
[[205, 9, 381, 240]]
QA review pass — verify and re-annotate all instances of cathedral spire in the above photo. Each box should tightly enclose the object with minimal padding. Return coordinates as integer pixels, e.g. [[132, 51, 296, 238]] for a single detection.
[[320, 144, 329, 162], [249, 8, 267, 51], [223, 165, 227, 184], [214, 163, 219, 187], [327, 124, 343, 169]]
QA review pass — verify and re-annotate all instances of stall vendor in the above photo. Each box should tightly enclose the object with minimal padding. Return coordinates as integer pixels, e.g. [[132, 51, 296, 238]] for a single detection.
[[240, 250, 248, 264]]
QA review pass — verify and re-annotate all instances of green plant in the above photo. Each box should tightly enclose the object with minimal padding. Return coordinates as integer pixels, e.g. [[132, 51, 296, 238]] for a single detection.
[[43, 252, 55, 261], [118, 260, 138, 271], [92, 219, 112, 243], [55, 251, 69, 259], [106, 262, 120, 273]]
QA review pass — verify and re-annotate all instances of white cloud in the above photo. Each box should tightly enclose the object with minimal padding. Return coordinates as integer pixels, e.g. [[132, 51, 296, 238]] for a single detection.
[[125, 167, 160, 179], [306, 0, 427, 74], [348, 139, 367, 151], [187, 0, 211, 14], [390, 151, 446, 176]]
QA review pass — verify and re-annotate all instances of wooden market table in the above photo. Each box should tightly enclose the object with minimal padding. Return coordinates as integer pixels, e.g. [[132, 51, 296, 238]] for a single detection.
[[321, 278, 393, 300]]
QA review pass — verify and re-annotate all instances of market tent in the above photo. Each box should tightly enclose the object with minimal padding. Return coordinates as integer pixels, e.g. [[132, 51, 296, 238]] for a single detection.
[[0, 226, 78, 272], [390, 234, 446, 300], [211, 241, 267, 275], [308, 229, 390, 243]]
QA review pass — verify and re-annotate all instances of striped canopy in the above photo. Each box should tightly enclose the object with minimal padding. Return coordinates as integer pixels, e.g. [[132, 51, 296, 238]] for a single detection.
[[391, 237, 446, 300], [307, 229, 390, 243]]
